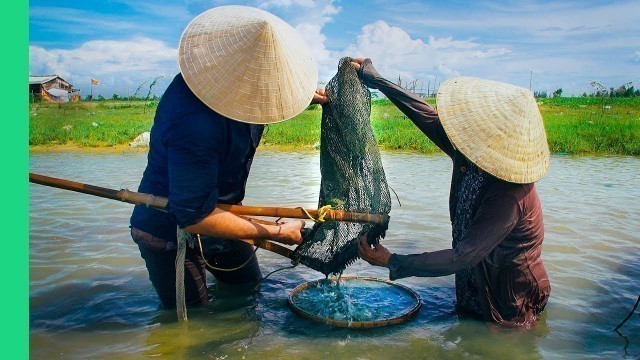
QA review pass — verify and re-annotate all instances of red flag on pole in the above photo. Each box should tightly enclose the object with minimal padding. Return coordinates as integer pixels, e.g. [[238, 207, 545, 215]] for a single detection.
[[91, 78, 100, 85]]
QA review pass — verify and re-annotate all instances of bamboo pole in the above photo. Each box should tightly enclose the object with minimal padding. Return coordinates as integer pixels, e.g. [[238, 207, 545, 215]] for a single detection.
[[29, 173, 390, 259], [28, 173, 389, 225], [29, 173, 296, 258]]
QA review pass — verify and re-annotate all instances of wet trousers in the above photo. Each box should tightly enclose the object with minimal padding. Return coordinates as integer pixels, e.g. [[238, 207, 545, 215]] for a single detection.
[[131, 227, 261, 308]]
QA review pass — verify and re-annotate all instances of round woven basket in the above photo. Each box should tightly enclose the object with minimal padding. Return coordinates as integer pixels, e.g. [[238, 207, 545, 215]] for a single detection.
[[288, 276, 422, 329]]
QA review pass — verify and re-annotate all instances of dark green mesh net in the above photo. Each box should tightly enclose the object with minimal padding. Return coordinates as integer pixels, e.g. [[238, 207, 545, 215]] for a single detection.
[[292, 57, 392, 276]]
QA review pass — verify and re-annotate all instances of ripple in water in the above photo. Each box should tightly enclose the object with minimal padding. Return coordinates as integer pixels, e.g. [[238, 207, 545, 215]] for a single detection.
[[29, 151, 640, 359]]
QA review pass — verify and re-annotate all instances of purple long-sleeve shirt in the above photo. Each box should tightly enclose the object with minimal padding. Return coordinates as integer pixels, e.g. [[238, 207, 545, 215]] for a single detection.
[[358, 59, 550, 326]]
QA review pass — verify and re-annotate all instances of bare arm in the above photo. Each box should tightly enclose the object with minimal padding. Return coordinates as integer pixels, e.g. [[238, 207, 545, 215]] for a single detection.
[[184, 208, 304, 246]]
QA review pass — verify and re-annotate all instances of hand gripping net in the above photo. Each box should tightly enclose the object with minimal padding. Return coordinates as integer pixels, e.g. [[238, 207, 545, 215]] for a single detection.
[[292, 57, 391, 276]]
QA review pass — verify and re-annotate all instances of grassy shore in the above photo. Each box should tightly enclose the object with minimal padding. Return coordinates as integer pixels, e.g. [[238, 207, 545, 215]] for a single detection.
[[29, 97, 640, 156]]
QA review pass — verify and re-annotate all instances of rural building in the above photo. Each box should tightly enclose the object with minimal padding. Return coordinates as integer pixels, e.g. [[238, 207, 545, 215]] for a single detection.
[[29, 75, 80, 102]]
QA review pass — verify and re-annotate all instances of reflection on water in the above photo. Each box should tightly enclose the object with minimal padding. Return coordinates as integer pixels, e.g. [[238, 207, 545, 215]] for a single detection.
[[30, 150, 640, 359]]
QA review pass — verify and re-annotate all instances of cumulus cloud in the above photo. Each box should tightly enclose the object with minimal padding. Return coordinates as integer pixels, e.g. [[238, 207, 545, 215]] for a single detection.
[[257, 0, 339, 26], [295, 23, 333, 76], [257, 0, 341, 82], [344, 20, 511, 85], [30, 37, 178, 96]]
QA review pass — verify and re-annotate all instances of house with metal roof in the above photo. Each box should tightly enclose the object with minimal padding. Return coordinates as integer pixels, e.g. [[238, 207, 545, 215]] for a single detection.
[[29, 75, 80, 102]]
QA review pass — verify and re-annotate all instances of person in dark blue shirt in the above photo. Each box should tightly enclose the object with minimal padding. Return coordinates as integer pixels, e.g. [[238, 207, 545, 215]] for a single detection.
[[130, 6, 327, 308]]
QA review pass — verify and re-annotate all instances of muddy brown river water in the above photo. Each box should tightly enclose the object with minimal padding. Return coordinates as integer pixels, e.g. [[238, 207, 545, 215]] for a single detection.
[[29, 150, 640, 359]]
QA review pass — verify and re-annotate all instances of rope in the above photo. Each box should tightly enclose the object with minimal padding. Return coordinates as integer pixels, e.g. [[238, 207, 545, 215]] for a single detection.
[[175, 228, 193, 322], [297, 205, 333, 223], [196, 234, 258, 272], [174, 230, 261, 322], [173, 218, 297, 321], [389, 185, 402, 207], [252, 262, 299, 292], [614, 293, 640, 331]]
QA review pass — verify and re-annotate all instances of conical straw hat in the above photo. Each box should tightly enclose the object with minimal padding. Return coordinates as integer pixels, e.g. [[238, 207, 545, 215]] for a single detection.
[[436, 77, 550, 184], [178, 5, 318, 124]]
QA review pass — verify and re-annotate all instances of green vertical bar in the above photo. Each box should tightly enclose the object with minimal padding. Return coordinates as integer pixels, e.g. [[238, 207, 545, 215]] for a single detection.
[[3, 1, 28, 359]]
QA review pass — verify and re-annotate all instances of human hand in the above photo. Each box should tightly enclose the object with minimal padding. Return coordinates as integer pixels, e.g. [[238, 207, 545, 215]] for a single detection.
[[358, 236, 391, 267], [349, 58, 381, 89], [274, 220, 306, 246], [311, 88, 328, 105], [350, 58, 365, 71]]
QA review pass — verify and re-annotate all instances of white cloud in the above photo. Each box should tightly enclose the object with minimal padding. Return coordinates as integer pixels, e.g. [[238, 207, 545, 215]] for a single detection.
[[295, 23, 335, 82], [344, 20, 511, 86], [29, 37, 178, 96], [257, 0, 340, 25], [633, 50, 640, 63], [256, 0, 341, 82]]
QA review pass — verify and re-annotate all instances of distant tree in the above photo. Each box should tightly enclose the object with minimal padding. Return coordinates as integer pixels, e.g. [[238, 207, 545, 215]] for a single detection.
[[590, 81, 609, 116], [552, 88, 563, 98], [111, 93, 120, 101], [85, 95, 93, 101], [132, 81, 149, 99], [590, 81, 608, 97], [143, 76, 166, 113], [587, 81, 637, 98], [96, 95, 105, 101], [534, 91, 548, 98], [611, 82, 634, 97], [145, 76, 165, 100]]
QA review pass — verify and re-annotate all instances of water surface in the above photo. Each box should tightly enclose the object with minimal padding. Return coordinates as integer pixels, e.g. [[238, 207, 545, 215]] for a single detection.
[[29, 150, 640, 359]]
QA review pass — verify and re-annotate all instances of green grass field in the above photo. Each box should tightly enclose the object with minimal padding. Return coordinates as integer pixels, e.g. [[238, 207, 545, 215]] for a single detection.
[[29, 97, 640, 155], [29, 100, 157, 147]]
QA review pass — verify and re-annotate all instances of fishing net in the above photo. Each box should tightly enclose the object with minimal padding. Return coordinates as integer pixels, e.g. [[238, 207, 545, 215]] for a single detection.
[[292, 57, 391, 276]]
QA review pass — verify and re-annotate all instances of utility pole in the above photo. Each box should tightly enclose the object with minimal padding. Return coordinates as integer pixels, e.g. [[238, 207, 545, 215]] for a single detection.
[[529, 71, 533, 91]]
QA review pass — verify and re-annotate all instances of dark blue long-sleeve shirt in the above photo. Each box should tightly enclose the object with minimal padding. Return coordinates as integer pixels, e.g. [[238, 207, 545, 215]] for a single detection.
[[130, 74, 263, 242]]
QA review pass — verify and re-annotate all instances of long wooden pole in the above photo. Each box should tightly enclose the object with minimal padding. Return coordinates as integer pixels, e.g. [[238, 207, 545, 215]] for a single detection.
[[29, 173, 390, 259], [29, 173, 297, 258], [28, 173, 389, 225]]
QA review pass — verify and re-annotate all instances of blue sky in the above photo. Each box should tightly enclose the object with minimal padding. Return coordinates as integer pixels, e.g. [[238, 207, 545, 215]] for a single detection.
[[29, 0, 640, 98]]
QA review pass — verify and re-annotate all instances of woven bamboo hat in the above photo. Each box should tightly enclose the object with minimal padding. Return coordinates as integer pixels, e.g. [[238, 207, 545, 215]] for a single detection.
[[436, 77, 550, 183], [178, 5, 318, 124]]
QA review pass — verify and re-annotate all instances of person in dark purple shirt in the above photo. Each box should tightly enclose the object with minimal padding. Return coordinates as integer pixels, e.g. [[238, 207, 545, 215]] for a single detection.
[[354, 58, 551, 327], [130, 6, 327, 309]]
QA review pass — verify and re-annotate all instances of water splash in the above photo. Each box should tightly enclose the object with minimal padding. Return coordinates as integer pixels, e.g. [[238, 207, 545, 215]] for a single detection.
[[289, 277, 420, 324]]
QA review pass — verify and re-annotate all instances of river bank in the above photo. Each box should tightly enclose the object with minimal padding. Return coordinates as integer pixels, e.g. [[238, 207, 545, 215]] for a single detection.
[[29, 97, 640, 156], [28, 142, 318, 154]]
